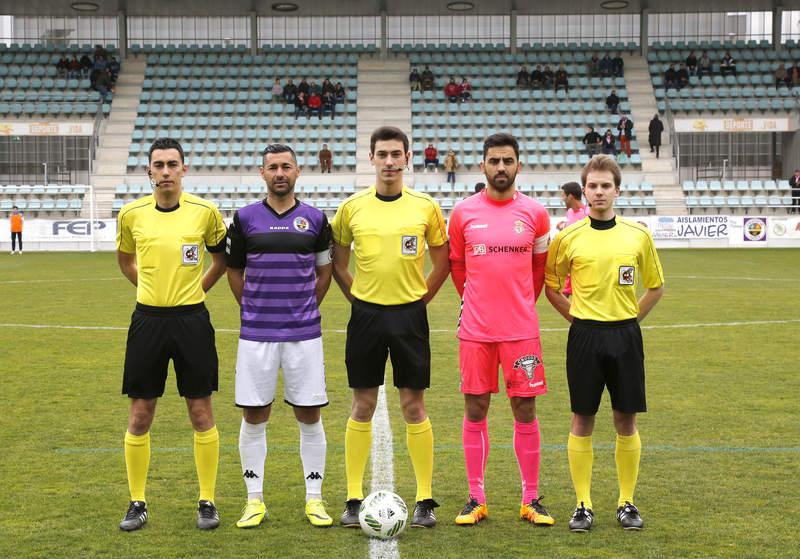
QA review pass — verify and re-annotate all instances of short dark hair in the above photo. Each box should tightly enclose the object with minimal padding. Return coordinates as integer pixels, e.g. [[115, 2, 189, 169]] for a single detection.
[[148, 138, 184, 163], [561, 181, 582, 199], [261, 143, 297, 164], [482, 133, 519, 160], [474, 182, 486, 193], [12, 205, 18, 210], [370, 126, 409, 154]]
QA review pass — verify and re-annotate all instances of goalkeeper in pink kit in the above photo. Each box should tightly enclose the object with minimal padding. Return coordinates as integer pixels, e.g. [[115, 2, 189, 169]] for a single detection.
[[448, 133, 554, 526]]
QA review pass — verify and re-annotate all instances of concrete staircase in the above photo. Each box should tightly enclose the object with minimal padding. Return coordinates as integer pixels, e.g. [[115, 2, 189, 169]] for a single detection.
[[355, 57, 413, 187], [87, 59, 145, 217], [623, 54, 687, 215]]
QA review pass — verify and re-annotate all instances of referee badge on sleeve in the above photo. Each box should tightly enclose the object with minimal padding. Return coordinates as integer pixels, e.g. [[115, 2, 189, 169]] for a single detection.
[[619, 266, 635, 285], [401, 235, 418, 255]]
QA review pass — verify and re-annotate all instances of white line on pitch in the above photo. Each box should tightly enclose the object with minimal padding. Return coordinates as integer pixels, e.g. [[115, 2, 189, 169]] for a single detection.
[[369, 385, 399, 559], [669, 275, 795, 282], [0, 277, 123, 285], [1, 317, 799, 335]]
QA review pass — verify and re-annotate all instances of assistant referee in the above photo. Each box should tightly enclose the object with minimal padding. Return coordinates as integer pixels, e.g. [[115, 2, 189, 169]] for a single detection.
[[545, 154, 664, 533], [331, 126, 450, 529], [116, 138, 228, 532]]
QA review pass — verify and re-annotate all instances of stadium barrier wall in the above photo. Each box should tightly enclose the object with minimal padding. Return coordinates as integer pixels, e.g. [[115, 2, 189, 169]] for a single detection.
[[2, 216, 800, 252]]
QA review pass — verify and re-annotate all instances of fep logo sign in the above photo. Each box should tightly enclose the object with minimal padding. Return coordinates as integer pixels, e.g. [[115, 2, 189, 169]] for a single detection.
[[52, 220, 107, 236], [743, 217, 767, 242]]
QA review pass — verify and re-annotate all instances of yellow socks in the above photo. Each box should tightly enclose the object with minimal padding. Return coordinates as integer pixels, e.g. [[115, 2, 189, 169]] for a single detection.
[[406, 418, 434, 502], [124, 431, 150, 502], [194, 426, 219, 503], [567, 433, 593, 509], [345, 418, 372, 500], [615, 431, 641, 507]]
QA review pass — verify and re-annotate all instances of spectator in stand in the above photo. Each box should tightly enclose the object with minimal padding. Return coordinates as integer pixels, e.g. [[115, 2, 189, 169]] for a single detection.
[[789, 63, 800, 86], [424, 143, 439, 172], [698, 51, 712, 78], [108, 56, 120, 84], [271, 78, 283, 99], [459, 77, 472, 102], [319, 144, 333, 173], [444, 149, 458, 186], [283, 79, 298, 103], [789, 169, 800, 214], [421, 65, 435, 91], [517, 66, 530, 88], [648, 114, 664, 159], [554, 63, 569, 93], [601, 129, 616, 156], [93, 44, 108, 61], [599, 54, 613, 77], [90, 54, 107, 87], [582, 126, 602, 157], [80, 53, 93, 77], [530, 64, 544, 90], [474, 182, 485, 193], [322, 78, 335, 95], [444, 78, 461, 103], [542, 64, 555, 89], [410, 68, 422, 91], [307, 91, 322, 118], [67, 55, 82, 79], [334, 82, 347, 104], [606, 90, 620, 113], [686, 50, 698, 76], [776, 66, 790, 87], [322, 91, 336, 117], [617, 114, 633, 159], [588, 54, 601, 77], [56, 55, 69, 78], [720, 52, 736, 76], [294, 91, 308, 118], [676, 63, 690, 90], [664, 64, 678, 91], [309, 80, 321, 96], [612, 52, 624, 77], [94, 68, 112, 99], [298, 78, 310, 97]]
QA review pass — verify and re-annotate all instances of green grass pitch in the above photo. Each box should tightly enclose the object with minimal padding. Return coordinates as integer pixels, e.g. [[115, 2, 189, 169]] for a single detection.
[[0, 249, 798, 558]]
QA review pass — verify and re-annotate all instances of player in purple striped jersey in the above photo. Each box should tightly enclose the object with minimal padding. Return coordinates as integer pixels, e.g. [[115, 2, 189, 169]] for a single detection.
[[226, 144, 334, 528]]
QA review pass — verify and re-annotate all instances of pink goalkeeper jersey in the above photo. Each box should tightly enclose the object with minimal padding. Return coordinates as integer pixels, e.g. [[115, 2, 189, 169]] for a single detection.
[[448, 190, 551, 342], [566, 205, 588, 225]]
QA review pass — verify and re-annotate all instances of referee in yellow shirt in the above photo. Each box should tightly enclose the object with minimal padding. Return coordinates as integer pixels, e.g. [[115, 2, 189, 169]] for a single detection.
[[116, 138, 228, 531], [331, 126, 450, 528], [544, 155, 664, 532]]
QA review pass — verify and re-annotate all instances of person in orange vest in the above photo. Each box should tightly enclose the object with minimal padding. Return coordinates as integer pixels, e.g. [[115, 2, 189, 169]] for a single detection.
[[10, 205, 23, 254]]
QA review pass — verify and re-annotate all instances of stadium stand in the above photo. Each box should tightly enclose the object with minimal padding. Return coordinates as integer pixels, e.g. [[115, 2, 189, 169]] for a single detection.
[[682, 179, 794, 213], [0, 184, 86, 216]]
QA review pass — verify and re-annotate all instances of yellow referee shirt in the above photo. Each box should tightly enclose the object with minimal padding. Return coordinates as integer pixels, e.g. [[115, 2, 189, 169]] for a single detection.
[[545, 216, 664, 321], [331, 185, 448, 306], [116, 192, 227, 307]]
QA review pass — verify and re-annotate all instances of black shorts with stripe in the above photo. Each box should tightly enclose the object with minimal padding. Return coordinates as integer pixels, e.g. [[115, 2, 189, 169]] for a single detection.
[[566, 317, 646, 415], [122, 302, 219, 399], [345, 298, 431, 390]]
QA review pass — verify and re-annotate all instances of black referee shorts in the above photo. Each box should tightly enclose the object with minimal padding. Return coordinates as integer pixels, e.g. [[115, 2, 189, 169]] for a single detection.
[[566, 318, 646, 415], [345, 298, 431, 390], [122, 302, 219, 399]]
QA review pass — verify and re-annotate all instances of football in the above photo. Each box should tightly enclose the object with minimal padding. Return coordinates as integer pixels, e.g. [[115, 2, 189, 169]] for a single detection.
[[358, 491, 408, 539]]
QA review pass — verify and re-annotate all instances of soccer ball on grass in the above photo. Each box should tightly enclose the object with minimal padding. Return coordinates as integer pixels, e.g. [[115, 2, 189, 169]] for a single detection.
[[358, 491, 408, 539]]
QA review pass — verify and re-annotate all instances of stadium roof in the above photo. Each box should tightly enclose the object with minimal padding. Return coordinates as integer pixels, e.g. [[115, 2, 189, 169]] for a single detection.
[[1, 0, 797, 17]]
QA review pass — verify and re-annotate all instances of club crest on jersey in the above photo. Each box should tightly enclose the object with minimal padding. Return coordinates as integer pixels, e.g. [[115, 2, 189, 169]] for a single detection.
[[182, 244, 199, 265], [293, 216, 309, 232], [473, 243, 486, 256], [513, 354, 541, 379], [619, 266, 635, 285], [402, 235, 418, 255], [514, 220, 525, 234]]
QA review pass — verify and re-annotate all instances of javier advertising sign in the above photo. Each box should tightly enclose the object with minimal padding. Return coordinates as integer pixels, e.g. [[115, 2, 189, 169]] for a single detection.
[[19, 219, 117, 242], [651, 215, 729, 239]]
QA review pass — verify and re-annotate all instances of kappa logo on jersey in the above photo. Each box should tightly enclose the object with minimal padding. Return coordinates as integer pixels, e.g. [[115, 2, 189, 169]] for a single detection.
[[514, 220, 525, 234], [513, 354, 542, 380], [402, 235, 418, 255], [473, 243, 486, 256], [619, 266, 635, 285], [293, 216, 309, 232], [182, 244, 199, 265]]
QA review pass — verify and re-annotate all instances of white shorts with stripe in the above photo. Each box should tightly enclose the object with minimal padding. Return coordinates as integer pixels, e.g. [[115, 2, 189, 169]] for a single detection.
[[235, 336, 328, 408]]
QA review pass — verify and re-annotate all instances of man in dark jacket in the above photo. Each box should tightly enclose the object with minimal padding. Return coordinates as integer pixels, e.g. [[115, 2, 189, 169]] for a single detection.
[[582, 126, 602, 157], [648, 114, 664, 159], [617, 115, 634, 158]]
